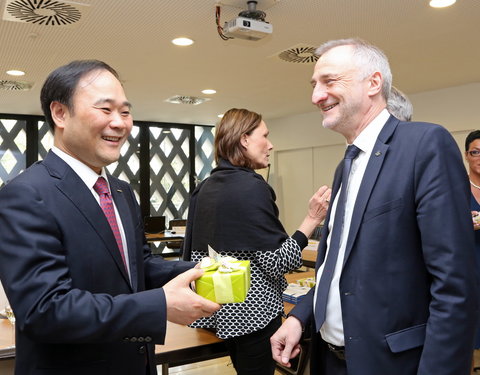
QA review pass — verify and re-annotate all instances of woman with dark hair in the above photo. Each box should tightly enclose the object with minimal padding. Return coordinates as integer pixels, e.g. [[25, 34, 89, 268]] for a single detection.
[[183, 108, 330, 375], [465, 130, 480, 373]]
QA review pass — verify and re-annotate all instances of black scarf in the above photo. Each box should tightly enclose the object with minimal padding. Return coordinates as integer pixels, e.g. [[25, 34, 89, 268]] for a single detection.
[[183, 159, 288, 260]]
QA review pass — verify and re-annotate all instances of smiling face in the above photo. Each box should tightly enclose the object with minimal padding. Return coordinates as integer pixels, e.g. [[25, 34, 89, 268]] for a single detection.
[[241, 120, 273, 169], [310, 45, 375, 141], [466, 138, 480, 178], [51, 69, 133, 173]]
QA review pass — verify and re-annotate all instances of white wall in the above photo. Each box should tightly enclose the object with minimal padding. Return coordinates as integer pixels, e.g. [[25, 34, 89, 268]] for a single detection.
[[409, 83, 479, 133], [275, 148, 314, 233], [267, 82, 480, 233]]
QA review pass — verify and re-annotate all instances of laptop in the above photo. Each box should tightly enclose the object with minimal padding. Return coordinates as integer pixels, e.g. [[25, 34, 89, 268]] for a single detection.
[[143, 216, 166, 234]]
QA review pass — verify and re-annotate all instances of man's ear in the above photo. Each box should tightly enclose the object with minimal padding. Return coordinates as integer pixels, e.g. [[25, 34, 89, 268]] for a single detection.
[[368, 71, 383, 97], [50, 101, 68, 130]]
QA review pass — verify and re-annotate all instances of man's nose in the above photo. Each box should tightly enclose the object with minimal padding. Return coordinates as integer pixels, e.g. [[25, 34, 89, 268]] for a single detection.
[[312, 85, 327, 105]]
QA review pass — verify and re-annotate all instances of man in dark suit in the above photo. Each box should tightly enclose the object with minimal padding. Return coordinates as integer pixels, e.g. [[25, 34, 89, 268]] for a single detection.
[[271, 38, 478, 374], [0, 60, 220, 374]]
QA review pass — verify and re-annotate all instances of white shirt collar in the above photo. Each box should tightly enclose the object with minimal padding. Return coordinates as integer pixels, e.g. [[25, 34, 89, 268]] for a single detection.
[[351, 108, 390, 156], [51, 146, 109, 190]]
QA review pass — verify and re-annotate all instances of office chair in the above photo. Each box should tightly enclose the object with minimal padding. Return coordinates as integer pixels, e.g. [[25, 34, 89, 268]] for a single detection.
[[168, 219, 187, 232], [162, 219, 187, 258]]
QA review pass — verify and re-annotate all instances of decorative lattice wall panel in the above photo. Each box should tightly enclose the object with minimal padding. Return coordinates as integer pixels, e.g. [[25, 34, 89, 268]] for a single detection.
[[195, 126, 214, 183], [149, 127, 190, 222], [105, 127, 140, 201], [0, 118, 26, 187]]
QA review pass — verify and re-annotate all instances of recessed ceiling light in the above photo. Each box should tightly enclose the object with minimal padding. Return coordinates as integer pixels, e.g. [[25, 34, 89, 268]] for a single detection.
[[429, 0, 456, 8], [6, 70, 25, 76], [201, 89, 216, 95], [172, 37, 194, 46]]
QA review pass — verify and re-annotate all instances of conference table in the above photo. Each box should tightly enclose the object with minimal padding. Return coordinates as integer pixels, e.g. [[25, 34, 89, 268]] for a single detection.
[[302, 248, 317, 269], [155, 322, 226, 373], [0, 319, 14, 361], [0, 318, 227, 374], [284, 270, 315, 315], [145, 230, 184, 243], [145, 231, 185, 257], [301, 239, 319, 269]]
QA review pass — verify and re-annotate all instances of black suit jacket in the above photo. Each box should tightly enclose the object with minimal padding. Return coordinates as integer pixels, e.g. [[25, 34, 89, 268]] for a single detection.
[[291, 116, 478, 375], [0, 151, 194, 374]]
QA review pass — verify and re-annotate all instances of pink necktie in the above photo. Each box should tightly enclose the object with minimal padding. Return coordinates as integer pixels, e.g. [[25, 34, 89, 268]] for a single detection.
[[93, 177, 127, 270]]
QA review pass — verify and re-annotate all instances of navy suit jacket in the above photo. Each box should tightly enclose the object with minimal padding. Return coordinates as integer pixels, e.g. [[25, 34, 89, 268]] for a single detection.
[[0, 151, 194, 374], [291, 116, 478, 375]]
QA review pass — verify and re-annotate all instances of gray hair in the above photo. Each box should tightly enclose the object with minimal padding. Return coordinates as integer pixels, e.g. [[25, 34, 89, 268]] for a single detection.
[[315, 38, 392, 101], [387, 86, 413, 121]]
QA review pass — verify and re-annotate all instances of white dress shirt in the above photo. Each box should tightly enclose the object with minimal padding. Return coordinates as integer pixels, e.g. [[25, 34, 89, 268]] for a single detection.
[[51, 147, 131, 279], [314, 109, 390, 346]]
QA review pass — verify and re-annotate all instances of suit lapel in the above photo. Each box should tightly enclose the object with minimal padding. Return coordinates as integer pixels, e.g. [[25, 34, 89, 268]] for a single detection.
[[44, 152, 132, 289], [343, 116, 399, 265], [109, 178, 139, 292]]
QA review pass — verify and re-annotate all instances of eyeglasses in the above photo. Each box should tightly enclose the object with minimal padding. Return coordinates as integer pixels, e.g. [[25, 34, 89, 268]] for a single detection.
[[468, 150, 480, 157]]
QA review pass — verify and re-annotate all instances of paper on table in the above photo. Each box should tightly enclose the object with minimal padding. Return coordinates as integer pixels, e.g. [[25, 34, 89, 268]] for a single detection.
[[305, 240, 319, 251]]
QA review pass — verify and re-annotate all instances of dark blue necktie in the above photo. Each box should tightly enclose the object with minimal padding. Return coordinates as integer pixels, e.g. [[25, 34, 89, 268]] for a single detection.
[[314, 144, 361, 331]]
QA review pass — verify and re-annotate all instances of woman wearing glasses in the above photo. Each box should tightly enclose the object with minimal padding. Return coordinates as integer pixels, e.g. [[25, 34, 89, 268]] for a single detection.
[[465, 130, 480, 373]]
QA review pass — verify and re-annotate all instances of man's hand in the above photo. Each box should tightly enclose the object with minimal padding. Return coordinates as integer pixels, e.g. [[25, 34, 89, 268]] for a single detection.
[[270, 316, 303, 367], [163, 268, 220, 325]]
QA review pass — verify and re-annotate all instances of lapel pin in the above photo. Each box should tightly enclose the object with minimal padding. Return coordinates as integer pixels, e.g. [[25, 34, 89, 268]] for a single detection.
[[117, 189, 123, 193], [375, 151, 382, 157]]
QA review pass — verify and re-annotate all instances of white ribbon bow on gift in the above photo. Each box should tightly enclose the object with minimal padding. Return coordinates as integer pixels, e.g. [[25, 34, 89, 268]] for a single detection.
[[200, 246, 247, 303]]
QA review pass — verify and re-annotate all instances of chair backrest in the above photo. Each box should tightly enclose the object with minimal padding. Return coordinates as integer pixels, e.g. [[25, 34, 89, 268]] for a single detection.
[[144, 216, 166, 234], [310, 225, 323, 241], [168, 219, 187, 230]]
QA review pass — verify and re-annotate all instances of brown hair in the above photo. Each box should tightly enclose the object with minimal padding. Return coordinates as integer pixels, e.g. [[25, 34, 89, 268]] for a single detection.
[[215, 108, 262, 169]]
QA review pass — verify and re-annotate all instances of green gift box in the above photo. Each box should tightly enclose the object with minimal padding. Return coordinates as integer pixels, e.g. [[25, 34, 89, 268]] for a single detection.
[[196, 260, 251, 304]]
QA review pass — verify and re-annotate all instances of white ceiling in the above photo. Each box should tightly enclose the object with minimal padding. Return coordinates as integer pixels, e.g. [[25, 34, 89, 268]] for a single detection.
[[0, 0, 479, 126]]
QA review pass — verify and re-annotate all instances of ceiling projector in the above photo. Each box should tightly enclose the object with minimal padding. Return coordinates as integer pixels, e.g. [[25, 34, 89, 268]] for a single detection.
[[223, 16, 273, 41]]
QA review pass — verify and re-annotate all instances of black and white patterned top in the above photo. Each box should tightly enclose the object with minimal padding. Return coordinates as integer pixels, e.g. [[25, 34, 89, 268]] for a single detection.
[[190, 231, 307, 339]]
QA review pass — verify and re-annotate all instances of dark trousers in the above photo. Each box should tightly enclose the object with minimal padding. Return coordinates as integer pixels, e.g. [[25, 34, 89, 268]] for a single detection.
[[224, 315, 282, 375], [317, 336, 348, 375]]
